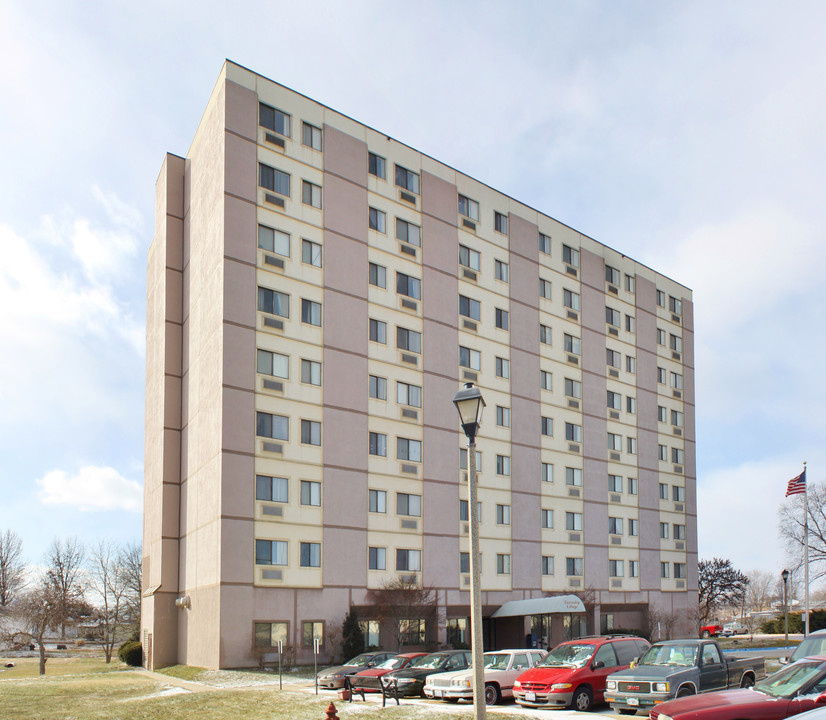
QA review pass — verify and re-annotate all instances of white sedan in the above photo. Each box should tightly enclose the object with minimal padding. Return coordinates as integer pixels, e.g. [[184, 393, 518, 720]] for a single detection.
[[423, 649, 546, 705]]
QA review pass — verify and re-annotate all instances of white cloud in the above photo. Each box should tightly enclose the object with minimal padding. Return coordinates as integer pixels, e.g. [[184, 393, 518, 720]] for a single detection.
[[37, 466, 142, 512]]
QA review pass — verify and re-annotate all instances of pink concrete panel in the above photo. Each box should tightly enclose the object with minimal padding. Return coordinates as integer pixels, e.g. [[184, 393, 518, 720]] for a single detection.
[[511, 395, 540, 460], [323, 125, 367, 185], [422, 171, 458, 226], [322, 407, 368, 472], [166, 216, 184, 271], [511, 486, 540, 543], [222, 322, 255, 391], [584, 544, 608, 591], [684, 402, 696, 444], [224, 194, 257, 267], [581, 332, 607, 414], [323, 229, 368, 298], [165, 322, 182, 377], [423, 319, 459, 381], [161, 482, 181, 538], [323, 527, 367, 587], [225, 133, 257, 203], [423, 532, 459, 587], [322, 347, 367, 413], [580, 247, 604, 290], [221, 452, 254, 519], [164, 376, 182, 429], [422, 475, 457, 534], [511, 344, 539, 400], [218, 584, 255, 667], [221, 386, 255, 455], [163, 428, 181, 484], [219, 518, 255, 585], [164, 153, 186, 220], [582, 415, 607, 478], [422, 214, 459, 276], [323, 173, 367, 242], [423, 424, 460, 478], [637, 428, 659, 481], [225, 80, 258, 142], [422, 265, 457, 324], [322, 289, 367, 356], [509, 214, 538, 264], [165, 268, 183, 324], [639, 547, 660, 591], [223, 258, 255, 328], [512, 538, 541, 591], [510, 254, 538, 308]]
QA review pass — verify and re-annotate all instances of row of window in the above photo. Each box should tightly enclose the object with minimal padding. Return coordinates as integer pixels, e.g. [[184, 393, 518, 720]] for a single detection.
[[258, 286, 322, 326], [258, 225, 323, 265], [260, 163, 322, 208], [256, 539, 321, 567], [259, 102, 322, 151], [257, 412, 321, 445]]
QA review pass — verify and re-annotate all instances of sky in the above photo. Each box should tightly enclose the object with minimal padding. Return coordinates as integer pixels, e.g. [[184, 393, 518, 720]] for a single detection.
[[1, 0, 825, 585]]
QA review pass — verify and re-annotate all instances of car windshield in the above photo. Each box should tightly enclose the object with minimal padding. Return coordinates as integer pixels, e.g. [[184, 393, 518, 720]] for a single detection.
[[639, 644, 698, 667], [538, 643, 596, 668], [791, 635, 826, 663], [346, 654, 377, 667], [483, 654, 510, 670], [755, 663, 825, 698], [413, 654, 452, 669], [378, 656, 407, 670]]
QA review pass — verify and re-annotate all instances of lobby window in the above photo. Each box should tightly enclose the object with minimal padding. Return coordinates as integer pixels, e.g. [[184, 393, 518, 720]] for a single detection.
[[564, 289, 580, 311], [566, 557, 583, 576], [258, 287, 290, 318], [302, 239, 322, 267], [300, 420, 321, 446], [540, 324, 552, 345], [496, 455, 511, 476], [541, 417, 553, 437], [494, 211, 508, 234], [566, 512, 583, 531], [565, 423, 582, 443], [605, 265, 620, 285], [496, 504, 511, 525], [257, 412, 289, 441], [566, 467, 582, 486], [564, 334, 581, 355], [495, 259, 509, 282], [396, 549, 421, 572], [609, 559, 624, 577], [258, 224, 290, 256], [495, 308, 509, 330], [300, 480, 321, 506], [496, 554, 511, 574], [459, 244, 481, 271], [608, 517, 623, 535], [396, 218, 421, 247], [255, 621, 288, 648], [301, 299, 321, 326], [302, 180, 322, 209], [395, 164, 420, 194], [369, 262, 386, 288], [369, 207, 386, 233], [496, 405, 510, 428], [257, 349, 289, 379], [608, 433, 622, 451], [397, 492, 422, 517], [256, 475, 288, 503], [540, 370, 552, 390], [397, 437, 422, 462], [369, 489, 387, 513], [459, 346, 481, 370], [495, 356, 510, 378], [369, 431, 387, 457], [459, 295, 481, 321], [541, 509, 554, 529], [300, 542, 321, 567], [540, 278, 552, 299], [542, 556, 554, 576], [607, 390, 621, 409], [369, 375, 387, 400], [368, 152, 386, 179], [608, 474, 623, 493], [396, 327, 422, 354], [300, 359, 321, 385], [606, 306, 620, 327], [369, 318, 387, 344], [672, 447, 684, 464], [259, 102, 291, 137], [256, 539, 287, 566], [396, 272, 421, 300], [399, 618, 426, 644], [542, 463, 554, 483], [562, 244, 579, 267], [539, 233, 551, 255], [302, 122, 322, 151], [368, 547, 386, 570], [458, 194, 479, 221], [673, 485, 685, 502], [397, 381, 422, 408]]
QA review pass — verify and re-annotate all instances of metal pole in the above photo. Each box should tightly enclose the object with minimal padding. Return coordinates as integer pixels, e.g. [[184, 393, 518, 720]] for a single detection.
[[468, 439, 486, 720], [804, 462, 810, 637], [784, 575, 789, 643]]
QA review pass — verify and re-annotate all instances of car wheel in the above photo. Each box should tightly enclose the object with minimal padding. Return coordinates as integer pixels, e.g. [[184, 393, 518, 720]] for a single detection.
[[741, 675, 755, 689], [701, 630, 710, 638], [446, 698, 459, 703], [484, 683, 501, 705], [676, 686, 695, 698], [571, 686, 593, 712], [618, 710, 637, 716]]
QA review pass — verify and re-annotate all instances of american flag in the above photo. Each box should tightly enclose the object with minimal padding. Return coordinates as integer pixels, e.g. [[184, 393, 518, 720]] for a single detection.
[[786, 469, 807, 497]]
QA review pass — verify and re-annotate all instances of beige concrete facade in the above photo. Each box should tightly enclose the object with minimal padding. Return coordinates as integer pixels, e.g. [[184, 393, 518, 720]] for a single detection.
[[143, 60, 698, 670]]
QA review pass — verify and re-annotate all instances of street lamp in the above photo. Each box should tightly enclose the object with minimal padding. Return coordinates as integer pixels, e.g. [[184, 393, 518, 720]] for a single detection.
[[453, 382, 486, 720], [782, 569, 790, 643]]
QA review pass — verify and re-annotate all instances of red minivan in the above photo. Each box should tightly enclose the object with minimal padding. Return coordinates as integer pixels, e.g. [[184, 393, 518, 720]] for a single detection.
[[513, 635, 650, 711]]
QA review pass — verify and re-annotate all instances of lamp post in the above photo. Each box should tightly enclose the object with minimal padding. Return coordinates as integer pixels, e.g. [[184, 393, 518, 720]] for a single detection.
[[782, 569, 790, 643], [454, 382, 486, 720]]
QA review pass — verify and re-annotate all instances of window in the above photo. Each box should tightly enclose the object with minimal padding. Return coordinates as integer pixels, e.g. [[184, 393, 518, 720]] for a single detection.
[[369, 375, 387, 400], [301, 420, 321, 446], [540, 370, 552, 390], [541, 509, 554, 529], [301, 121, 322, 150], [301, 359, 321, 385], [661, 562, 670, 579], [396, 327, 422, 354], [608, 433, 622, 451], [459, 295, 481, 320], [566, 512, 583, 531], [627, 437, 637, 454], [672, 447, 684, 464], [458, 244, 480, 271], [459, 449, 482, 471], [542, 555, 554, 575], [542, 463, 554, 483], [459, 552, 470, 574], [300, 542, 321, 567], [671, 372, 683, 390], [608, 475, 623, 493], [259, 102, 290, 137], [446, 618, 468, 648], [625, 315, 635, 333], [395, 164, 419, 194], [397, 493, 422, 517], [255, 621, 288, 648], [656, 289, 666, 307], [256, 539, 288, 566], [459, 346, 481, 370], [672, 410, 684, 427], [607, 390, 621, 409], [301, 299, 321, 326], [609, 559, 624, 577], [397, 381, 422, 408], [562, 244, 580, 267], [605, 265, 620, 285], [458, 194, 479, 220], [396, 218, 421, 246], [540, 279, 552, 299], [368, 547, 386, 570], [539, 233, 551, 254], [397, 437, 422, 462], [369, 318, 386, 344], [628, 478, 638, 495], [674, 563, 687, 579], [674, 524, 686, 540], [301, 239, 322, 267], [302, 180, 322, 208], [494, 211, 508, 234], [608, 517, 623, 535], [459, 499, 482, 521], [258, 287, 290, 318], [607, 349, 621, 368], [657, 329, 666, 345], [495, 356, 510, 378], [626, 396, 636, 414], [629, 560, 639, 577], [540, 325, 552, 345], [565, 423, 582, 443], [496, 406, 510, 427], [368, 264, 387, 290], [660, 522, 669, 539], [566, 557, 583, 576], [541, 417, 553, 436], [659, 483, 668, 500], [658, 406, 667, 422], [628, 519, 639, 536], [496, 455, 511, 476], [369, 431, 387, 456], [257, 349, 289, 379], [625, 274, 635, 293], [495, 308, 509, 330], [626, 355, 636, 373], [300, 480, 321, 506], [258, 224, 290, 256], [564, 289, 580, 311], [564, 334, 581, 355], [566, 467, 582, 486], [257, 412, 289, 440], [658, 444, 667, 461], [496, 504, 511, 525], [673, 485, 686, 502], [670, 334, 683, 352], [496, 554, 511, 574], [494, 259, 509, 282], [396, 272, 421, 300], [369, 489, 386, 513], [396, 548, 421, 572], [256, 475, 288, 503], [606, 307, 620, 327], [369, 207, 386, 233], [399, 618, 426, 644], [657, 367, 667, 384], [368, 152, 386, 179], [669, 295, 682, 315]]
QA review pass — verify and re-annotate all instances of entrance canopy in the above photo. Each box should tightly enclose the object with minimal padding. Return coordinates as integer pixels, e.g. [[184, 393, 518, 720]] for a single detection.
[[491, 595, 585, 618]]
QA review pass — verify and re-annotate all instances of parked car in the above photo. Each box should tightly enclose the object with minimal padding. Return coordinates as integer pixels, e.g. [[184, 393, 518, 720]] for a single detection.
[[649, 656, 826, 720], [423, 649, 546, 705], [316, 651, 397, 689], [783, 629, 826, 665], [720, 621, 749, 636], [383, 650, 472, 697], [700, 624, 724, 638], [512, 635, 650, 711], [605, 638, 765, 715], [348, 652, 427, 692]]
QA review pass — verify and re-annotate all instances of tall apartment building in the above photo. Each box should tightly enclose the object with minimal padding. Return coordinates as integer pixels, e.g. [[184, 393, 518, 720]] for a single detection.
[[143, 60, 697, 670]]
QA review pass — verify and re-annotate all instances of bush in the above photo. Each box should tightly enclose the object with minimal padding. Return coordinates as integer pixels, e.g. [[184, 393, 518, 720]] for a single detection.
[[341, 609, 363, 662], [118, 640, 143, 666]]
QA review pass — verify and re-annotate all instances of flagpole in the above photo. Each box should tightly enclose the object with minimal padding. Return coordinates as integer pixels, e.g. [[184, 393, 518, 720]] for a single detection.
[[804, 461, 810, 637]]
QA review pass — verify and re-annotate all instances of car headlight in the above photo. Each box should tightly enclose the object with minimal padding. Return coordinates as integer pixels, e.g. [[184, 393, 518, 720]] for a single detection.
[[396, 678, 416, 685], [654, 682, 669, 693], [606, 680, 616, 690], [513, 681, 522, 689], [551, 683, 572, 690], [659, 715, 673, 720], [451, 678, 470, 687]]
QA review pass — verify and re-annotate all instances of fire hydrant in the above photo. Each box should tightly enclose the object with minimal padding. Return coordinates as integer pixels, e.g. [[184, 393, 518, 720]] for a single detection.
[[325, 701, 339, 720]]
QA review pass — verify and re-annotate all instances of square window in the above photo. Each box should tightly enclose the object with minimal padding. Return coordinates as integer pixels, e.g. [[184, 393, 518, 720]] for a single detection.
[[397, 437, 422, 462], [608, 474, 623, 493], [302, 122, 322, 151], [396, 327, 422, 354], [459, 295, 481, 320], [396, 548, 421, 572], [369, 262, 386, 288], [564, 289, 580, 311], [459, 244, 480, 271], [301, 239, 322, 267], [565, 467, 582, 486], [256, 539, 288, 566], [369, 431, 387, 456], [496, 554, 511, 574], [301, 180, 322, 208], [369, 489, 387, 513], [256, 475, 288, 503], [396, 218, 421, 247], [258, 287, 290, 318], [394, 164, 420, 194], [369, 375, 387, 400], [397, 492, 422, 517], [605, 265, 620, 285], [397, 272, 421, 300], [300, 359, 321, 385], [459, 346, 481, 370], [565, 512, 583, 531], [564, 334, 581, 355], [566, 557, 583, 576], [300, 480, 321, 506], [300, 419, 321, 446], [458, 194, 479, 221], [257, 349, 289, 379], [397, 381, 422, 408], [562, 244, 580, 268], [301, 299, 321, 326], [256, 412, 289, 441]]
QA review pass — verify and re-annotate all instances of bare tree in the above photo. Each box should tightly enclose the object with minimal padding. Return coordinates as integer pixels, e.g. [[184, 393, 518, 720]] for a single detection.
[[746, 569, 778, 612], [7, 579, 62, 675], [45, 537, 86, 639], [698, 558, 749, 624], [780, 484, 826, 583], [119, 542, 142, 638], [88, 540, 130, 662], [365, 577, 436, 651], [0, 530, 26, 607], [646, 605, 678, 641]]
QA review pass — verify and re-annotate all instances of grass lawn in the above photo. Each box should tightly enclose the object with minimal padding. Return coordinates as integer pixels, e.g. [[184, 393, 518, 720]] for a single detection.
[[0, 656, 130, 679]]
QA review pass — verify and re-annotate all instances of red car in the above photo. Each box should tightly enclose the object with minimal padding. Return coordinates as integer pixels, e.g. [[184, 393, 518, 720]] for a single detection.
[[349, 652, 428, 692], [700, 624, 724, 638], [650, 657, 826, 720]]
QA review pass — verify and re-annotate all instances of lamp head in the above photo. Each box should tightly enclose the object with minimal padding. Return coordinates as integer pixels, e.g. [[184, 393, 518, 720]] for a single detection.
[[453, 383, 485, 442], [782, 569, 789, 582]]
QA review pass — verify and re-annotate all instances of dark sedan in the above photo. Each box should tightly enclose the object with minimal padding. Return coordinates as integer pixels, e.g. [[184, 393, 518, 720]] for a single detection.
[[383, 650, 472, 697], [316, 651, 397, 689]]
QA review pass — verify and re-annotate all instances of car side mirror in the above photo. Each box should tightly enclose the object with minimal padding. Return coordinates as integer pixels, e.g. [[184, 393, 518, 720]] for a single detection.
[[779, 657, 789, 665], [592, 660, 605, 670]]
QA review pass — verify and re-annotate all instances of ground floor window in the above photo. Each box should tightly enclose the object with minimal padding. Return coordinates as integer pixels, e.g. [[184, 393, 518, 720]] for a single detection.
[[254, 621, 288, 648], [531, 614, 552, 649], [600, 613, 615, 633], [399, 618, 426, 645], [360, 619, 380, 648], [446, 617, 468, 648], [302, 620, 324, 647], [564, 614, 587, 640]]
